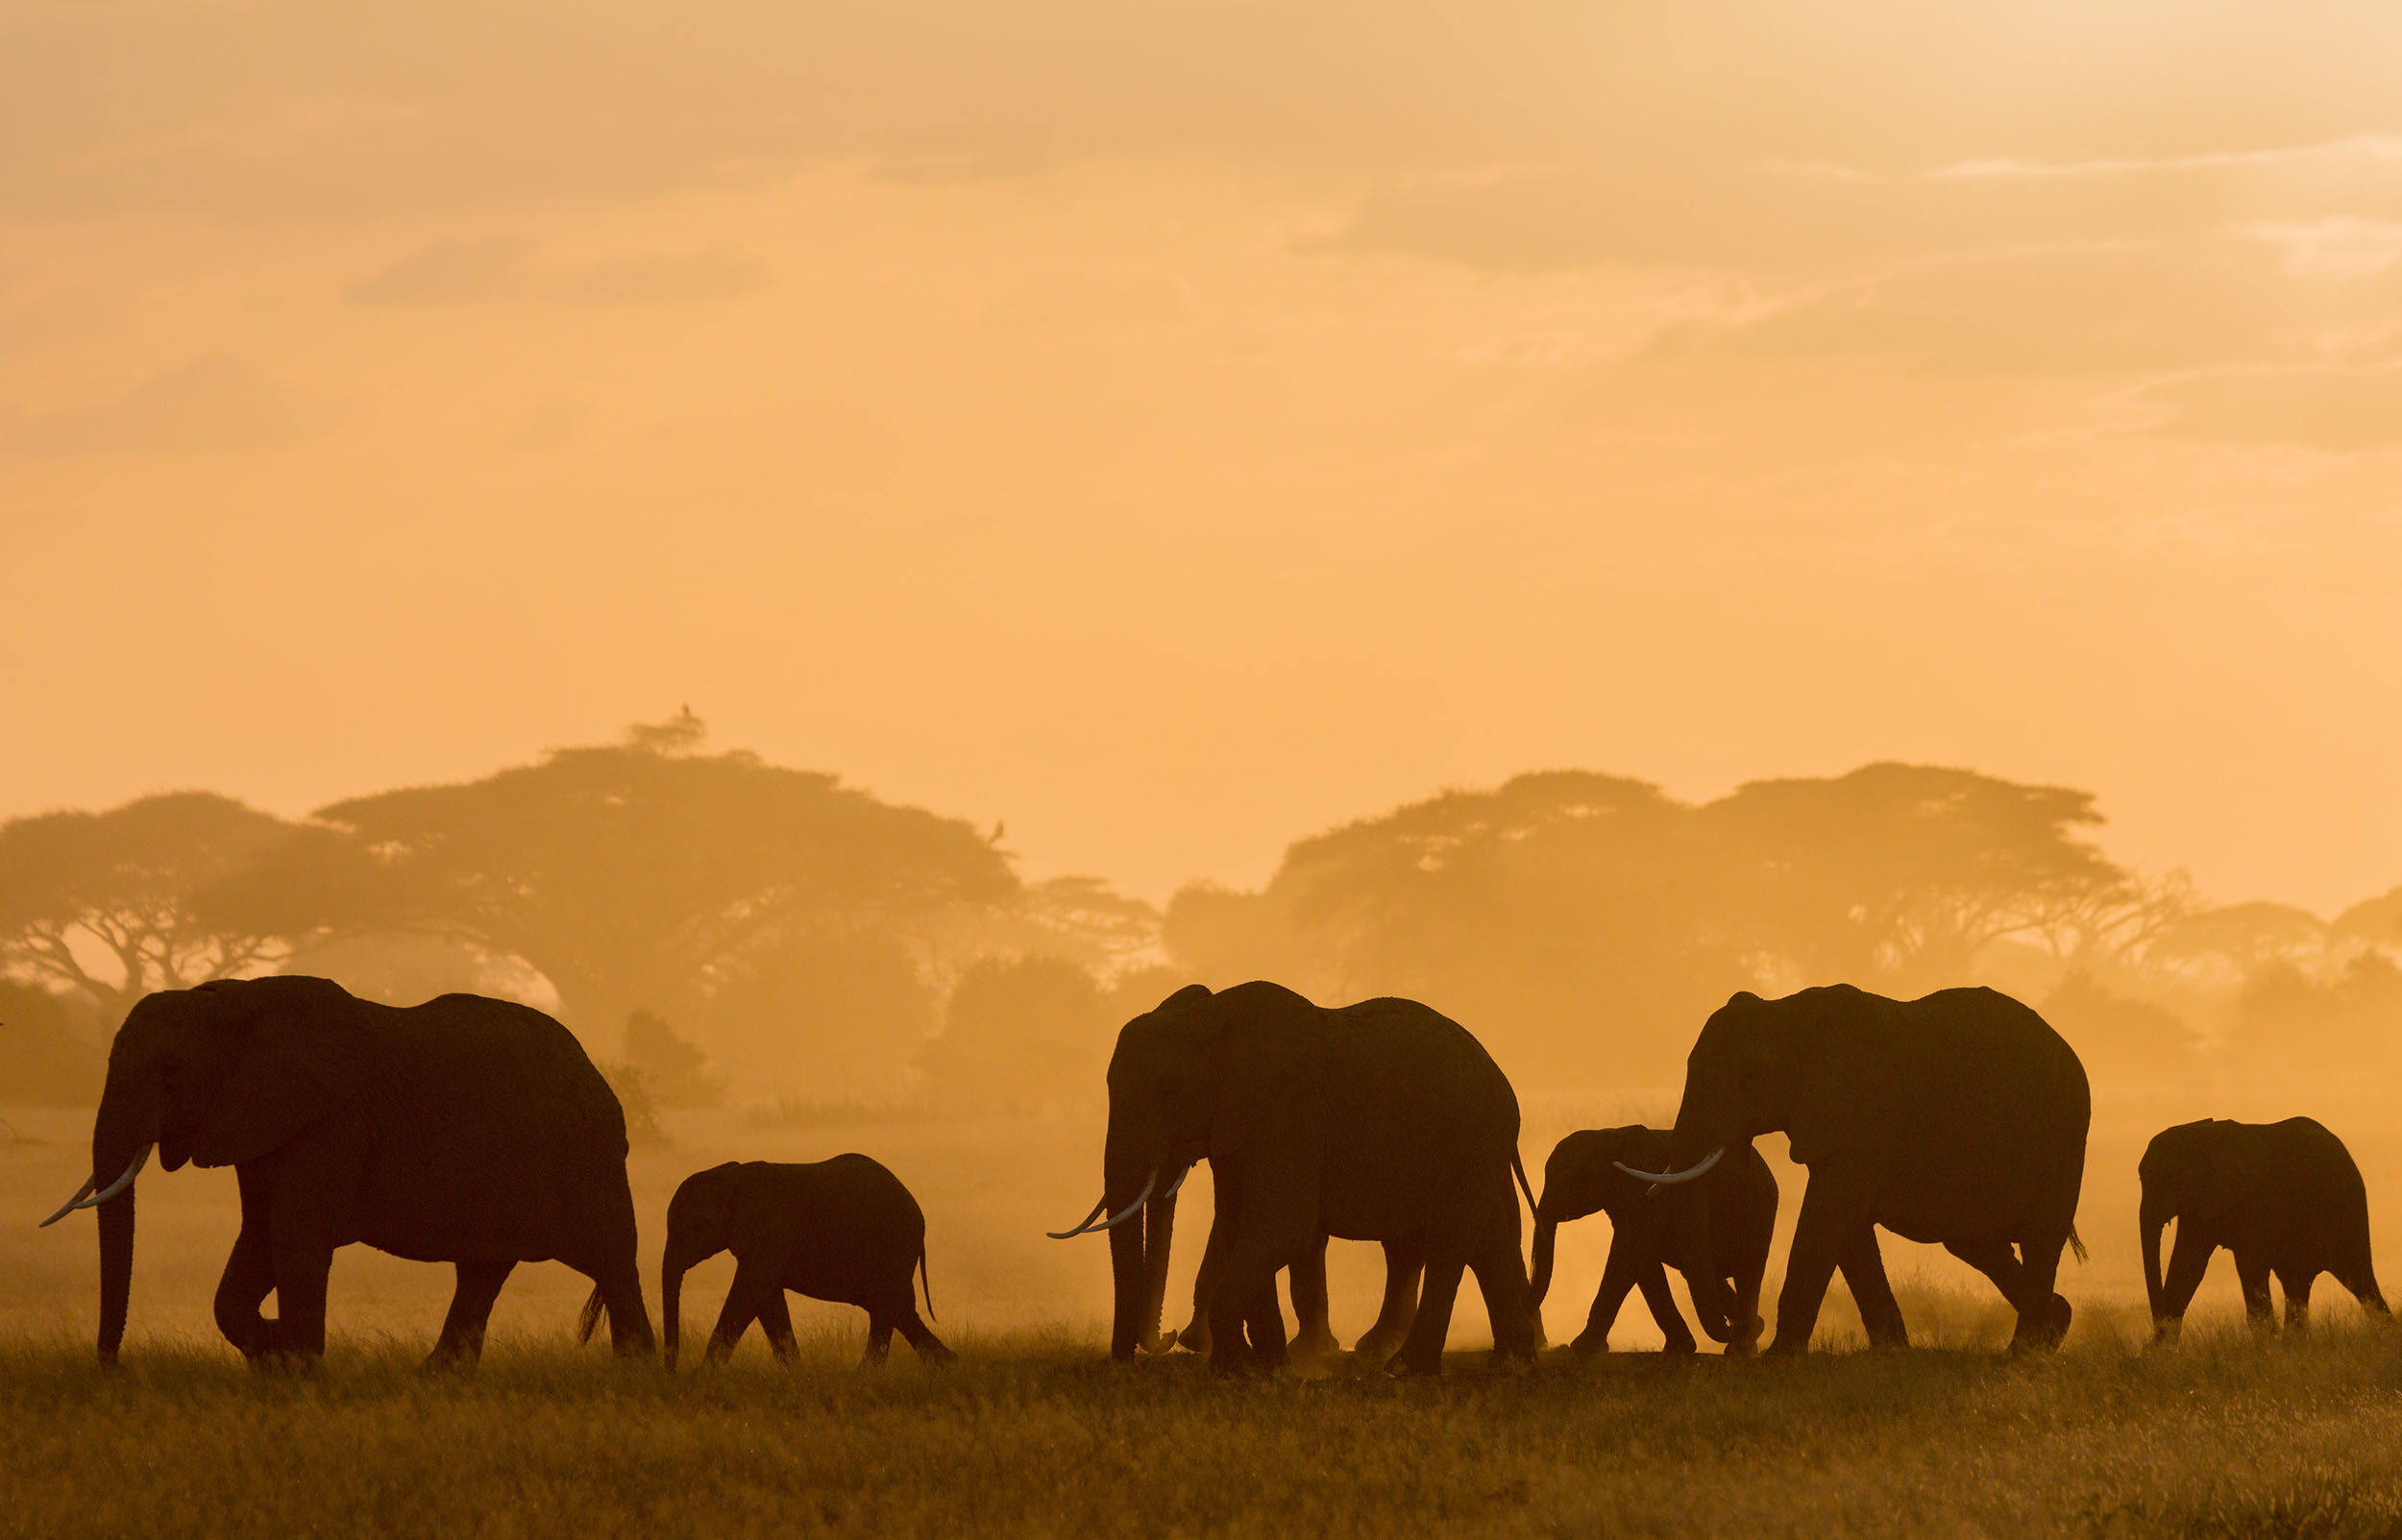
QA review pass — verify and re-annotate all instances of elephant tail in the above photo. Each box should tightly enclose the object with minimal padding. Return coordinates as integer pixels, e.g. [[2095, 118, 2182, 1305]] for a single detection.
[[1511, 1151, 1537, 1215], [918, 1245, 939, 1322], [2067, 1226, 2089, 1264], [576, 1286, 606, 1347]]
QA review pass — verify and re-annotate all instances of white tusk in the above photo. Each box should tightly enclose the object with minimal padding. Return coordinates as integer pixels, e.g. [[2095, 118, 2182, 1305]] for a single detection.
[[78, 1147, 151, 1210], [37, 1174, 98, 1229], [1047, 1195, 1112, 1240], [1161, 1164, 1192, 1201], [1614, 1147, 1724, 1188], [1091, 1170, 1160, 1232]]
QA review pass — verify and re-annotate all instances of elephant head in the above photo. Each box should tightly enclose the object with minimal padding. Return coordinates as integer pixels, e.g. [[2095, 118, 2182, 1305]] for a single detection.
[[661, 1161, 745, 1371], [1048, 982, 1235, 1359], [2138, 1120, 2255, 1327], [38, 976, 368, 1364], [1633, 989, 1866, 1335], [1531, 1127, 1654, 1307]]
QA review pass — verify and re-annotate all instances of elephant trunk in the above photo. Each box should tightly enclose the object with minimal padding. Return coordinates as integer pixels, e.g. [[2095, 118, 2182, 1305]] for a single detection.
[[97, 1187, 134, 1367], [88, 1075, 159, 1368], [661, 1255, 687, 1372], [1530, 1209, 1558, 1308], [1677, 1200, 1735, 1343], [1141, 1186, 1178, 1351], [1104, 1155, 1164, 1359], [2141, 1191, 2170, 1326]]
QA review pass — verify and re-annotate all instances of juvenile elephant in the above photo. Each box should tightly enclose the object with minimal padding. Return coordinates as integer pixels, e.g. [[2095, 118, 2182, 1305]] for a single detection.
[[1530, 1126, 1777, 1355], [658, 1155, 953, 1369], [1169, 1217, 1425, 1366], [1050, 981, 1543, 1377], [2141, 1117, 2390, 1342], [38, 976, 652, 1368], [1632, 985, 2089, 1356]]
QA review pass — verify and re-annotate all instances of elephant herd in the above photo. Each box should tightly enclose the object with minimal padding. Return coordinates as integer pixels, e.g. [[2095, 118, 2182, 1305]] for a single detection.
[[33, 973, 2393, 1373]]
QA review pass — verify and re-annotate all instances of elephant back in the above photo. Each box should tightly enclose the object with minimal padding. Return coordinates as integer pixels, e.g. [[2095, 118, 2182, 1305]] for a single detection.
[[350, 994, 627, 1262]]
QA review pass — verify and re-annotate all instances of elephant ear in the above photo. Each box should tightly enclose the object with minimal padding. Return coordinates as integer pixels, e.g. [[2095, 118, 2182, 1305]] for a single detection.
[[1782, 990, 1879, 1168], [188, 977, 372, 1168], [2191, 1123, 2268, 1227]]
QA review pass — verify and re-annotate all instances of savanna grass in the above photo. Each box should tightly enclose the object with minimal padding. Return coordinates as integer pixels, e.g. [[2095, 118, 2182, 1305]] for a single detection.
[[9, 1322, 2402, 1540]]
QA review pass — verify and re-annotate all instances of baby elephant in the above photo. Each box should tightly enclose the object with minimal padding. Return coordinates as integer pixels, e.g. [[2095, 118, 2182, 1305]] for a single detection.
[[2141, 1116, 2390, 1343], [661, 1155, 955, 1369], [1531, 1126, 1776, 1354]]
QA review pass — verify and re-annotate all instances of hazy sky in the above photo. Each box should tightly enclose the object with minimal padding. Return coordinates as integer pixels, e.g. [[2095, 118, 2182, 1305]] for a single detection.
[[4, 1, 2400, 909]]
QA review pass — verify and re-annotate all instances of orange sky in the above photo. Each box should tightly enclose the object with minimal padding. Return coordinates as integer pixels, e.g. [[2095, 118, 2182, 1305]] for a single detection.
[[4, 1, 2400, 909]]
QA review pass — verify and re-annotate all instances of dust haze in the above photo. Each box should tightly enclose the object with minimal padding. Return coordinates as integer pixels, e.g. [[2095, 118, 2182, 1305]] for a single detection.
[[5, 7, 2402, 1531]]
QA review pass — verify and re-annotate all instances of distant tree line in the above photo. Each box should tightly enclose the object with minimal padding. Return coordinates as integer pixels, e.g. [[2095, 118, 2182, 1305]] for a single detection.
[[4, 720, 2397, 1109]]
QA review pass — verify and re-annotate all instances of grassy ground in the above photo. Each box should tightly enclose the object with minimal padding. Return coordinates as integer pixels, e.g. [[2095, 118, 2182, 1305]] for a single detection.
[[10, 1327, 2402, 1539], [14, 1095, 2402, 1538]]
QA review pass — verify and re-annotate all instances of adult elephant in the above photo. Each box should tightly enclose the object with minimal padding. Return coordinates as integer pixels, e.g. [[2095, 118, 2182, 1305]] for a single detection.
[[1626, 985, 2088, 1356], [1169, 1217, 1424, 1366], [38, 976, 654, 1368], [1049, 982, 1541, 1376], [2141, 1116, 2390, 1342], [1530, 1126, 1777, 1355]]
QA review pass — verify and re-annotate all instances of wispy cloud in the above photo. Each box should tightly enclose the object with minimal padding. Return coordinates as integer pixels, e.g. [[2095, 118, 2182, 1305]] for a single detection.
[[0, 356, 337, 455]]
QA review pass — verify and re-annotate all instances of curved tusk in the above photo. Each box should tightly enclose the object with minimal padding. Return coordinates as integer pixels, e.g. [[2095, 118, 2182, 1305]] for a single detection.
[[1614, 1147, 1724, 1187], [37, 1174, 98, 1229], [1091, 1169, 1160, 1232], [1161, 1163, 1192, 1201], [80, 1147, 151, 1209], [1046, 1194, 1112, 1240]]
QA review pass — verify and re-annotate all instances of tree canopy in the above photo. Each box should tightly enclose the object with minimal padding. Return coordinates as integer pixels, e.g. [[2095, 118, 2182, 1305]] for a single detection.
[[209, 715, 1018, 1040], [0, 792, 300, 1024]]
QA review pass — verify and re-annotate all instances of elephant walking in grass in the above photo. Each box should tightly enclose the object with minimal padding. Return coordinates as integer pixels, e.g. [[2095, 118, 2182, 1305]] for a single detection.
[[656, 1155, 953, 1369], [1051, 981, 1544, 1378], [1628, 985, 2088, 1356], [39, 977, 653, 1368], [1530, 1127, 1777, 1355], [2141, 1117, 2390, 1343]]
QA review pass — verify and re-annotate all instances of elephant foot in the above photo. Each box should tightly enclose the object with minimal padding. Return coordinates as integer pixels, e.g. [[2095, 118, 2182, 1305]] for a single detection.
[[1761, 1335, 1809, 1359], [1176, 1321, 1212, 1355], [2009, 1293, 2072, 1354], [1290, 1328, 1342, 1360], [917, 1339, 959, 1368], [1350, 1329, 1404, 1365], [419, 1342, 484, 1377], [1661, 1338, 1699, 1357], [1568, 1328, 1610, 1357]]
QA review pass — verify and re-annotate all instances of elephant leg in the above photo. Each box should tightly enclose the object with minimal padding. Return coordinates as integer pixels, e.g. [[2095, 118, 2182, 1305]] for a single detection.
[[1767, 1174, 1875, 1356], [1642, 1266, 1697, 1355], [757, 1290, 801, 1365], [1352, 1237, 1425, 1367], [2336, 1258, 2389, 1320], [583, 1248, 653, 1358], [1181, 1194, 1235, 1355], [1576, 1241, 1647, 1355], [1242, 1277, 1289, 1371], [212, 1196, 281, 1361], [1840, 1225, 1908, 1349], [2154, 1227, 2215, 1343], [703, 1258, 781, 1365], [1723, 1266, 1765, 1357], [2277, 1268, 2316, 1336], [894, 1304, 957, 1366], [1288, 1236, 1339, 1358], [861, 1307, 896, 1369], [2236, 1252, 2276, 1337], [1393, 1251, 1467, 1377], [1469, 1244, 1540, 1363], [267, 1212, 335, 1363], [424, 1259, 515, 1372]]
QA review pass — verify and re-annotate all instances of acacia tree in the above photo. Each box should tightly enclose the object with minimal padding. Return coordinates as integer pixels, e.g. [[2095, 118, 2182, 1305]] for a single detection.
[[0, 793, 299, 1025], [210, 714, 1018, 1041]]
